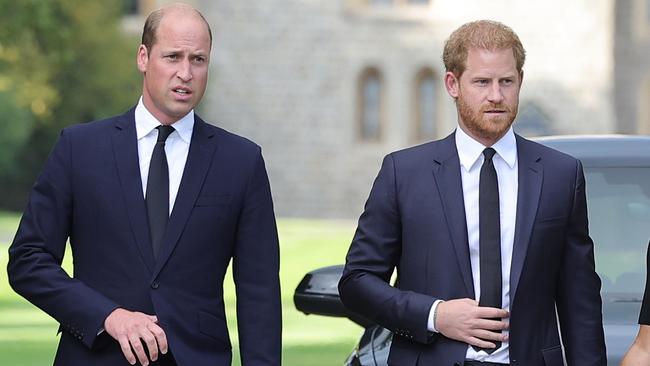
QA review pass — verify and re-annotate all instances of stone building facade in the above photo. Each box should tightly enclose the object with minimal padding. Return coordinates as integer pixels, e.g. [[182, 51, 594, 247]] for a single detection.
[[127, 0, 626, 218]]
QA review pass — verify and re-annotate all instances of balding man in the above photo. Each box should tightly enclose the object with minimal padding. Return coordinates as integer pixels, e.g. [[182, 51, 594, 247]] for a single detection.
[[8, 4, 281, 366]]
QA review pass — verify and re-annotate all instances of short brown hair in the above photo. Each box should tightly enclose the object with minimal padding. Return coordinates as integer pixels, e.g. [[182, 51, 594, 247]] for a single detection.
[[442, 20, 525, 77], [141, 5, 213, 51]]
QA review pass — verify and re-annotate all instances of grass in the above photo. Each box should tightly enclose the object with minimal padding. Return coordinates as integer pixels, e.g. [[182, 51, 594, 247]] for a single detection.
[[0, 212, 363, 365]]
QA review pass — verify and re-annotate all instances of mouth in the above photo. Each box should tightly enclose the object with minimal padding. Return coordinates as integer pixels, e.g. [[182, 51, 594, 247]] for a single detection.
[[483, 108, 510, 117], [172, 87, 192, 96]]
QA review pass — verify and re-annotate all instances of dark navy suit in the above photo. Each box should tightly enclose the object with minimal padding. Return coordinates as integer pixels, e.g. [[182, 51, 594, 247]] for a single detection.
[[8, 108, 281, 365], [339, 133, 606, 366]]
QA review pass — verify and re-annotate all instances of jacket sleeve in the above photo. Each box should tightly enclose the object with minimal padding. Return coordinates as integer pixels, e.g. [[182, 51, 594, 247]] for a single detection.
[[7, 129, 120, 349], [232, 149, 282, 365], [339, 154, 436, 344], [555, 159, 607, 365]]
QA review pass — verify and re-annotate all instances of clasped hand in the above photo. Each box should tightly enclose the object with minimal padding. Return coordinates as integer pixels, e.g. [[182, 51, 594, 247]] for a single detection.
[[104, 308, 168, 366], [435, 298, 509, 350]]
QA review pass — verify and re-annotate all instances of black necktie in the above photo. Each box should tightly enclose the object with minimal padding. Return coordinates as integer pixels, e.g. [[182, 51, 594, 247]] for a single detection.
[[474, 147, 502, 354], [146, 125, 175, 258]]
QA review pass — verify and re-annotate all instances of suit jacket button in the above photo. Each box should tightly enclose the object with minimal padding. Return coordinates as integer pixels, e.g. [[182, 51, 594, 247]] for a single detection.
[[151, 282, 159, 289]]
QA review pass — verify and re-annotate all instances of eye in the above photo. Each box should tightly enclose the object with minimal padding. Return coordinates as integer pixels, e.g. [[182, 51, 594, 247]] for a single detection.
[[501, 78, 515, 86], [475, 79, 489, 86], [193, 56, 207, 64], [165, 54, 178, 61]]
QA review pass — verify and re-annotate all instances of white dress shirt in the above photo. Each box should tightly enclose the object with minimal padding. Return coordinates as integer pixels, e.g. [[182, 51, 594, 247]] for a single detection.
[[135, 97, 194, 215], [95, 99, 194, 336], [428, 126, 518, 363]]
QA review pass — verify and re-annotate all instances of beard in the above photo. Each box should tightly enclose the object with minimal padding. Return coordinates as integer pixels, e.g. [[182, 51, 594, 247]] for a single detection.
[[457, 90, 518, 144]]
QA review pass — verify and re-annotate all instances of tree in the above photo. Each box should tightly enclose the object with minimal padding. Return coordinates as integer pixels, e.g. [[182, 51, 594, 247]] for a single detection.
[[0, 0, 141, 210]]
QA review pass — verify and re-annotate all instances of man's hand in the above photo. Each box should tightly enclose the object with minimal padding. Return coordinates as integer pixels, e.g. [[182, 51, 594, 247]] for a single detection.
[[104, 308, 168, 366], [435, 298, 509, 349]]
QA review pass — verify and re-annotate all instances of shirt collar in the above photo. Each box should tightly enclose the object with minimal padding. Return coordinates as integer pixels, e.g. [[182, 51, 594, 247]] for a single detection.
[[455, 126, 517, 172], [134, 96, 194, 143]]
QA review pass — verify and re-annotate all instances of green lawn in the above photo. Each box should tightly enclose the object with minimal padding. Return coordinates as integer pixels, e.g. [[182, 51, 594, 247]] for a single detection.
[[0, 212, 363, 365]]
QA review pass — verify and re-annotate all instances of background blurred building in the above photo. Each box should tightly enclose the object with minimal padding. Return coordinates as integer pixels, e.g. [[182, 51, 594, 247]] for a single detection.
[[615, 0, 650, 134], [124, 0, 645, 218]]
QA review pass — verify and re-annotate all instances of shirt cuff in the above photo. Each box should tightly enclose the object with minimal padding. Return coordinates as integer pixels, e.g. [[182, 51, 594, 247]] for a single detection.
[[427, 299, 444, 333]]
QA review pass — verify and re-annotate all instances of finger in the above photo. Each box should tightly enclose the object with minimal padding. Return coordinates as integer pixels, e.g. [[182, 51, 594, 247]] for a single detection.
[[128, 333, 150, 366], [475, 306, 509, 319], [140, 330, 159, 362], [466, 336, 498, 349], [474, 318, 509, 331], [149, 323, 168, 354], [148, 315, 158, 323], [117, 336, 137, 365], [472, 328, 507, 342]]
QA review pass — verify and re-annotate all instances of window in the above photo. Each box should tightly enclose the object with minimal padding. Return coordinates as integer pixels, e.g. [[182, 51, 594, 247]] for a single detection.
[[585, 166, 650, 322], [414, 69, 437, 142], [358, 68, 383, 141]]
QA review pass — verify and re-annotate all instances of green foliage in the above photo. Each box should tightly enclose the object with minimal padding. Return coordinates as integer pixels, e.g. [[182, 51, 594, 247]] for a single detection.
[[0, 92, 35, 173], [0, 0, 141, 210]]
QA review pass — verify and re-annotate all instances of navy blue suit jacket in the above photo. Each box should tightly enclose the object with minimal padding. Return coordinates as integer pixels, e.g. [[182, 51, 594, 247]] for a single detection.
[[8, 108, 282, 365], [339, 133, 606, 366]]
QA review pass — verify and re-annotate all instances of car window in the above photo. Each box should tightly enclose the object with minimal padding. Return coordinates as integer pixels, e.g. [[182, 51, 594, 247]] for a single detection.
[[585, 166, 650, 323]]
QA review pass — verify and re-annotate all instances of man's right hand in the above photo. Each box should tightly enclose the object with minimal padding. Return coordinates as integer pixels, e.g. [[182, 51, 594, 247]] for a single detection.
[[104, 308, 168, 366], [435, 298, 509, 350]]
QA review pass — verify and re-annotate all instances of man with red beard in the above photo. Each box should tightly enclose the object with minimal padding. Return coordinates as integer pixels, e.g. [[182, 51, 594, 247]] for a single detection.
[[339, 20, 606, 366]]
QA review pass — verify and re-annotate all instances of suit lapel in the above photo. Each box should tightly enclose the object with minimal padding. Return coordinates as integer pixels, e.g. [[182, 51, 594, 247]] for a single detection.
[[510, 135, 543, 302], [152, 117, 218, 278], [431, 134, 475, 298], [111, 108, 155, 272]]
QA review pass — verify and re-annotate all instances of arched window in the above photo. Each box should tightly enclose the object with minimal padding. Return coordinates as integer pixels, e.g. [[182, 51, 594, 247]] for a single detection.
[[358, 67, 383, 141], [414, 68, 437, 142]]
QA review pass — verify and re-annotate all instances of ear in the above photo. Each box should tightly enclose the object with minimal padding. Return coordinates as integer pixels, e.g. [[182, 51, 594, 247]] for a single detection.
[[444, 71, 460, 99], [137, 45, 149, 73]]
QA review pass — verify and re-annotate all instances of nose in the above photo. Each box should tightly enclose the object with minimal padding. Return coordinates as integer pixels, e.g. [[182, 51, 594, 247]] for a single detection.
[[487, 83, 504, 104], [176, 59, 193, 82]]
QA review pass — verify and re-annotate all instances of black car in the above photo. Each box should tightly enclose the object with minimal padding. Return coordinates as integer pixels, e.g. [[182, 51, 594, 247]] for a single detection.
[[294, 135, 650, 365]]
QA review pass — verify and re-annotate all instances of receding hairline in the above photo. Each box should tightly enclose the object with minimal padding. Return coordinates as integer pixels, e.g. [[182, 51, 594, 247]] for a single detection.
[[141, 3, 213, 51]]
